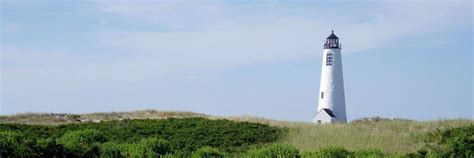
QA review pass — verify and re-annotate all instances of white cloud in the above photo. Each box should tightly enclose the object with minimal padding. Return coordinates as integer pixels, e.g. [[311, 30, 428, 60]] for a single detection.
[[100, 1, 229, 30], [3, 1, 470, 82], [100, 19, 324, 71], [97, 1, 471, 71]]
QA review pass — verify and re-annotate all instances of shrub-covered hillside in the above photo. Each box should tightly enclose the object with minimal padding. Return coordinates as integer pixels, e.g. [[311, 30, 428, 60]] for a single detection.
[[0, 118, 283, 157], [0, 110, 473, 157]]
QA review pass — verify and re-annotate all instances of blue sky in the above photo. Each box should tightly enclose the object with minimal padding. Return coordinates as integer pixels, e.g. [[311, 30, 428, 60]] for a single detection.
[[1, 0, 472, 121]]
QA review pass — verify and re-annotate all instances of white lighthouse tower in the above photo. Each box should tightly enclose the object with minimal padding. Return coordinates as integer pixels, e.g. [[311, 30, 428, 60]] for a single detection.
[[313, 31, 347, 124]]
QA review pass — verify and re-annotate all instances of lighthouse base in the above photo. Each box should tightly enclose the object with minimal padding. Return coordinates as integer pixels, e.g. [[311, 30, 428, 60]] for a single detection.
[[312, 108, 340, 124]]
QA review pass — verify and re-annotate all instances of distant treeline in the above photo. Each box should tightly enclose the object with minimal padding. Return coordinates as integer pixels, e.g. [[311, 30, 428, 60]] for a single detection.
[[0, 117, 472, 158]]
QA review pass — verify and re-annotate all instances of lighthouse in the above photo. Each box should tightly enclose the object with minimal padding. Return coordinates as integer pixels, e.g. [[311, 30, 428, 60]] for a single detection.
[[313, 31, 347, 124]]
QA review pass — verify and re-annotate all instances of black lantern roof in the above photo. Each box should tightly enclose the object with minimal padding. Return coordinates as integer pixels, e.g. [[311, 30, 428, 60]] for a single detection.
[[324, 30, 341, 49], [326, 30, 339, 39]]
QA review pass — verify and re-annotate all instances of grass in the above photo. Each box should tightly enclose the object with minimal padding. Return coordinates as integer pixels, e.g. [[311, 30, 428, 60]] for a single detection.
[[0, 110, 209, 125], [281, 119, 472, 154], [1, 109, 472, 154]]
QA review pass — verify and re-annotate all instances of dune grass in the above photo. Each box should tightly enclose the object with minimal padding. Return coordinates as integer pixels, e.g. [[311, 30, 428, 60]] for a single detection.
[[1, 109, 472, 154], [81, 110, 209, 121], [0, 112, 75, 125], [280, 119, 473, 154], [0, 110, 209, 125]]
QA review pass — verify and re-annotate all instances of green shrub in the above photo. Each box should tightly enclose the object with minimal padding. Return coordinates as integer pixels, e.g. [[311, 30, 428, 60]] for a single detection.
[[383, 153, 406, 158], [404, 152, 425, 158], [319, 146, 350, 158], [121, 143, 148, 158], [35, 137, 60, 157], [247, 144, 300, 157], [303, 146, 349, 158], [425, 125, 474, 157], [162, 151, 192, 158], [120, 137, 170, 158], [192, 146, 224, 158], [137, 137, 170, 156], [0, 118, 283, 156], [0, 131, 19, 156], [56, 129, 106, 157], [0, 130, 37, 157], [99, 142, 124, 158], [350, 149, 384, 158]]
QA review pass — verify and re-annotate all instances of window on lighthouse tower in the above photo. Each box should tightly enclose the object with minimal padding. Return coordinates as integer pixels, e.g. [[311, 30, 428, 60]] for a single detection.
[[326, 52, 333, 66]]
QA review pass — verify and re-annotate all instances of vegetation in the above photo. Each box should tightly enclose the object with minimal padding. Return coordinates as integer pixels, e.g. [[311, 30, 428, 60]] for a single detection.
[[301, 146, 350, 158], [424, 125, 474, 157], [246, 143, 300, 157], [0, 111, 472, 157], [0, 110, 209, 125], [191, 146, 225, 158], [283, 118, 472, 154], [0, 118, 283, 157]]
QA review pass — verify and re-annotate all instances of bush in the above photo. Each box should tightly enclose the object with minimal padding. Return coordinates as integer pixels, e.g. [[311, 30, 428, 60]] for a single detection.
[[99, 142, 123, 158], [120, 143, 145, 158], [425, 125, 474, 157], [303, 146, 349, 158], [0, 131, 19, 156], [162, 151, 192, 158], [35, 137, 60, 157], [247, 144, 300, 157], [350, 149, 384, 158], [138, 137, 170, 156], [192, 146, 224, 158], [56, 129, 106, 157], [120, 137, 170, 158], [0, 131, 37, 157], [0, 118, 283, 156], [319, 146, 350, 158], [383, 153, 406, 158]]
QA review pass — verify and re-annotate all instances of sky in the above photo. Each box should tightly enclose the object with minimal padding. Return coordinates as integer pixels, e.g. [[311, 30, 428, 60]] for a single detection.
[[1, 0, 472, 122]]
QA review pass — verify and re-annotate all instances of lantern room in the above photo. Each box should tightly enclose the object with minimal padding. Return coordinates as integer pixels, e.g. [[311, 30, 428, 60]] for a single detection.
[[324, 30, 341, 49]]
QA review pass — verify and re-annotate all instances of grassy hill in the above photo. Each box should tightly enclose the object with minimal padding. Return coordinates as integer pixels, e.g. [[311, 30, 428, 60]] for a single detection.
[[1, 110, 472, 157]]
